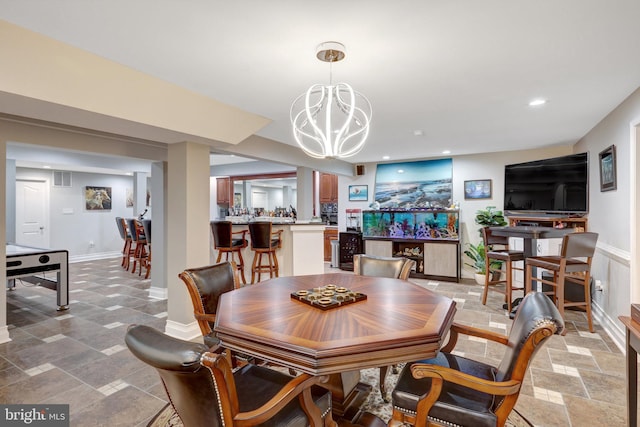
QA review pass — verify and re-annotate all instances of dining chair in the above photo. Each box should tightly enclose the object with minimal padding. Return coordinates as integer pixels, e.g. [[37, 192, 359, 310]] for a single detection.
[[141, 219, 151, 279], [124, 324, 335, 427], [248, 222, 283, 283], [178, 261, 239, 349], [126, 218, 148, 276], [481, 227, 525, 312], [211, 220, 249, 284], [352, 253, 416, 401], [525, 231, 598, 333], [115, 217, 132, 270], [389, 291, 564, 427]]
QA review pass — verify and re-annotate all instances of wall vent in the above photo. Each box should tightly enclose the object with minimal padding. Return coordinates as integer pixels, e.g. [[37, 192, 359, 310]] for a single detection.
[[53, 171, 72, 187]]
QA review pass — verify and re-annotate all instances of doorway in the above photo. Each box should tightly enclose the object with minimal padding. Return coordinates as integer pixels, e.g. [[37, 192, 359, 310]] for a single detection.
[[15, 179, 50, 248]]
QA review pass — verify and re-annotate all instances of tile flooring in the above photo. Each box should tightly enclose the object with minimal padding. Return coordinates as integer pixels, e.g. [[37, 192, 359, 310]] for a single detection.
[[0, 258, 633, 426]]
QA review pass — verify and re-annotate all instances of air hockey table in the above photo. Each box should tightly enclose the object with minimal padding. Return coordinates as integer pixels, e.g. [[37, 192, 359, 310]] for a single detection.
[[6, 244, 69, 311]]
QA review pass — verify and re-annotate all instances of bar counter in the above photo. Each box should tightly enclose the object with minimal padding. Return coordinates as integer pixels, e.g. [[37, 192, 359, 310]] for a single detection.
[[210, 220, 326, 280]]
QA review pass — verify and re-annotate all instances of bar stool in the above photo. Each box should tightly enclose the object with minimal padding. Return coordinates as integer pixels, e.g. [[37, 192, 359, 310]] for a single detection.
[[481, 227, 525, 312], [525, 231, 598, 332], [141, 219, 151, 279], [115, 217, 133, 270], [248, 222, 283, 284], [210, 221, 248, 285], [126, 218, 148, 276]]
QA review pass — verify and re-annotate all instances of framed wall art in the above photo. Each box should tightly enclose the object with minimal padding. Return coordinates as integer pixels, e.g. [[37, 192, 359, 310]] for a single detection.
[[349, 185, 368, 201], [464, 179, 492, 199], [85, 186, 112, 210], [599, 145, 617, 192]]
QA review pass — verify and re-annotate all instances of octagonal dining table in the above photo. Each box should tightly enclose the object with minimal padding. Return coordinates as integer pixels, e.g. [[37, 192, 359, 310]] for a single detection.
[[214, 273, 457, 420]]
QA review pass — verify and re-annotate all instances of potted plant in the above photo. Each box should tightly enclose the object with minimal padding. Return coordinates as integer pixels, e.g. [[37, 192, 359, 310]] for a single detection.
[[465, 206, 508, 284], [464, 242, 503, 285], [474, 206, 507, 235]]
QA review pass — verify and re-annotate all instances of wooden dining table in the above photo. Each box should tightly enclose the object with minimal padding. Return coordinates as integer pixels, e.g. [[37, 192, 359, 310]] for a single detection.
[[214, 273, 457, 420]]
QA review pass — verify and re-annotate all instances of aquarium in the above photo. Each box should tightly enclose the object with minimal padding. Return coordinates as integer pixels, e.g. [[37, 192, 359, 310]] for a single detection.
[[362, 209, 459, 241]]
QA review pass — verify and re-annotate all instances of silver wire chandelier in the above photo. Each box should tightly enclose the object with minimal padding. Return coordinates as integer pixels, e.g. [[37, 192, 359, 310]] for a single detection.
[[290, 42, 372, 159]]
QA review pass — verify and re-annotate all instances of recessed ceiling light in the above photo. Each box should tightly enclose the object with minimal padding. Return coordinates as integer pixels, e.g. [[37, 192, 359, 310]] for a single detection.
[[529, 99, 547, 107], [442, 150, 451, 154], [43, 165, 51, 169], [413, 130, 424, 136], [397, 169, 405, 174], [382, 155, 390, 160]]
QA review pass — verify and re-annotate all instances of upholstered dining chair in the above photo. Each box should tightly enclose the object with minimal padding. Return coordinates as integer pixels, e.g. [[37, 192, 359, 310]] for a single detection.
[[389, 291, 564, 427], [124, 324, 335, 427], [211, 220, 249, 284], [178, 261, 239, 349], [126, 218, 148, 276], [352, 253, 416, 401], [525, 231, 598, 333], [115, 217, 133, 270], [481, 227, 525, 312]]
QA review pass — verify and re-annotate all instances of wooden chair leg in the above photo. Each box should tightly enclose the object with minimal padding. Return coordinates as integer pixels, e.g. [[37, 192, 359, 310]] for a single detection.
[[272, 250, 279, 277], [236, 249, 247, 284], [584, 272, 594, 332], [505, 261, 513, 312]]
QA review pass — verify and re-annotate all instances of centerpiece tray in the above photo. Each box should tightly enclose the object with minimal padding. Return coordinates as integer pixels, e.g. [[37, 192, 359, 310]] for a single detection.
[[291, 284, 367, 311]]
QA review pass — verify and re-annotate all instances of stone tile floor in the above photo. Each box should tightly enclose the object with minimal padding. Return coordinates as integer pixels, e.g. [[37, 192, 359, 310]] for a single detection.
[[0, 258, 633, 426]]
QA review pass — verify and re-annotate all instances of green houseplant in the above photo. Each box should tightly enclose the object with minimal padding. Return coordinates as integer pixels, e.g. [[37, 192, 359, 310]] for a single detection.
[[465, 206, 508, 284]]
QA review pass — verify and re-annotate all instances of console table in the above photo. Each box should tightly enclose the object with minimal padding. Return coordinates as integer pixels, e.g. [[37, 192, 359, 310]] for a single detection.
[[507, 215, 587, 232]]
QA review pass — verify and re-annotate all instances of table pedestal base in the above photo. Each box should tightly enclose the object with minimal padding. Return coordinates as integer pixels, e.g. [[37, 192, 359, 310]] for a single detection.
[[323, 370, 372, 421]]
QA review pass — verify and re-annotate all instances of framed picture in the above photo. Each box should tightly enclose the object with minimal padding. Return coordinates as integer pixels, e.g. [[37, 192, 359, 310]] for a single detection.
[[599, 145, 617, 192], [464, 179, 492, 199], [85, 186, 112, 210], [349, 185, 368, 201]]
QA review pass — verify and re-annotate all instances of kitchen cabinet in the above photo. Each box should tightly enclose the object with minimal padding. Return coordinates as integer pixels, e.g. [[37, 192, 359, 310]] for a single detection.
[[216, 177, 230, 204], [323, 227, 338, 261], [319, 173, 338, 203]]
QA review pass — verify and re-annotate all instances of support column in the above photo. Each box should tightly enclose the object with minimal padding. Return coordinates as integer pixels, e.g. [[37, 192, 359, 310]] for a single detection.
[[133, 172, 148, 218], [296, 167, 314, 221], [0, 140, 9, 343], [165, 142, 211, 340], [6, 159, 16, 243], [148, 161, 167, 300]]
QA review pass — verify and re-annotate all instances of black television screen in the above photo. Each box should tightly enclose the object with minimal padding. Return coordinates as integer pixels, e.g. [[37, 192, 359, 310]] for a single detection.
[[504, 152, 588, 214]]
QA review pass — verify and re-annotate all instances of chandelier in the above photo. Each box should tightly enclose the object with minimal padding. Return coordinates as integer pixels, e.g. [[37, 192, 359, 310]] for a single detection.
[[290, 42, 372, 159]]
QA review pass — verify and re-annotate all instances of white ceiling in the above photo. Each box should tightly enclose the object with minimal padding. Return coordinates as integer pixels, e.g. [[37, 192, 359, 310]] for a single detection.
[[2, 1, 640, 165]]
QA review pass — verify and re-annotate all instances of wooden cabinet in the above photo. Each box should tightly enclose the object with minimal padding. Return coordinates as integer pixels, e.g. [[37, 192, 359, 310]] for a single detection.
[[507, 215, 587, 232], [216, 177, 230, 204], [319, 173, 338, 203], [323, 228, 338, 261]]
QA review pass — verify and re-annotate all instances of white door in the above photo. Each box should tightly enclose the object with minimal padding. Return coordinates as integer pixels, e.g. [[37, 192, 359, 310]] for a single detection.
[[16, 180, 50, 248]]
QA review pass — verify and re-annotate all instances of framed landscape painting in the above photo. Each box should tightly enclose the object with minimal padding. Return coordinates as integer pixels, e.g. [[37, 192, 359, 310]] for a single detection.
[[464, 179, 492, 199], [599, 145, 617, 192]]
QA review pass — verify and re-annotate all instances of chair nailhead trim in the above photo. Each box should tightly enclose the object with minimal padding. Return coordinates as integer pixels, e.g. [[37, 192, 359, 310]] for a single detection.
[[393, 406, 462, 427], [202, 356, 226, 427]]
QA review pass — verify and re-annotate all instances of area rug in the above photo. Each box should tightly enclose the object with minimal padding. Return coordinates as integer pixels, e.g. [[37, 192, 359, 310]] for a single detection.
[[149, 366, 532, 426]]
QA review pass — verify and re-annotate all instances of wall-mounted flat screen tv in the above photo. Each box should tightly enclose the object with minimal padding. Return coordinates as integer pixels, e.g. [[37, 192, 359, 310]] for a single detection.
[[504, 152, 588, 214]]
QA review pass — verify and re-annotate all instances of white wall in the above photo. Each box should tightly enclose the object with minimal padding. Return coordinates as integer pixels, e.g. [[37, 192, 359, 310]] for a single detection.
[[575, 86, 640, 340], [337, 146, 572, 277], [15, 167, 135, 258]]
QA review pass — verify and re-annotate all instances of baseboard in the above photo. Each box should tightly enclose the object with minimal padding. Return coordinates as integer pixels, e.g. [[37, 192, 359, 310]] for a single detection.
[[164, 319, 202, 342], [592, 300, 626, 353], [0, 325, 11, 344], [69, 251, 121, 263], [148, 286, 167, 300]]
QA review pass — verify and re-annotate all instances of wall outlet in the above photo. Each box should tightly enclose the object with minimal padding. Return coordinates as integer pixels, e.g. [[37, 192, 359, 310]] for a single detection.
[[595, 279, 603, 292]]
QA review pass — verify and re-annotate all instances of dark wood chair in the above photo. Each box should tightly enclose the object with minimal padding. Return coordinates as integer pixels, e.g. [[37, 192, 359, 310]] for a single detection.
[[124, 324, 335, 427], [353, 254, 416, 401], [248, 222, 283, 283], [481, 227, 525, 312], [141, 219, 151, 279], [389, 291, 564, 427], [126, 218, 148, 276], [178, 261, 239, 349], [115, 217, 133, 270], [211, 220, 249, 284], [525, 231, 598, 333]]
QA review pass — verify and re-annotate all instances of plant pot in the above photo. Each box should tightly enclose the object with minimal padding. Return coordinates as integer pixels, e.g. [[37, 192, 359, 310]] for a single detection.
[[474, 273, 485, 285]]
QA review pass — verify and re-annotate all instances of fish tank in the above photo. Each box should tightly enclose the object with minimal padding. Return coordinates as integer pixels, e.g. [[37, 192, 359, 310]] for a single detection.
[[362, 209, 459, 241]]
